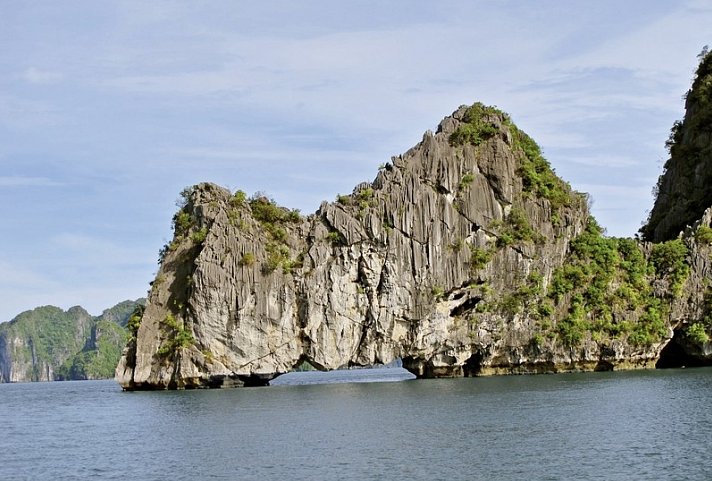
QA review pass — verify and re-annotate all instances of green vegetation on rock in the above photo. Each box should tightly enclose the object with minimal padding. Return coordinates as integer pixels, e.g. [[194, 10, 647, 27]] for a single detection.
[[249, 194, 300, 225], [157, 313, 194, 356], [327, 229, 347, 246], [246, 193, 303, 275], [191, 226, 209, 244], [642, 47, 712, 242], [468, 245, 492, 271], [448, 102, 502, 146], [239, 252, 256, 267], [686, 322, 710, 344], [174, 211, 194, 237], [126, 304, 144, 340], [458, 173, 475, 190], [511, 126, 578, 211], [496, 272, 544, 318], [493, 206, 544, 248], [57, 320, 128, 380], [689, 288, 712, 344], [695, 225, 712, 245], [232, 189, 247, 205], [263, 243, 290, 273], [450, 102, 579, 212], [650, 239, 690, 296], [0, 300, 144, 382], [544, 219, 681, 347]]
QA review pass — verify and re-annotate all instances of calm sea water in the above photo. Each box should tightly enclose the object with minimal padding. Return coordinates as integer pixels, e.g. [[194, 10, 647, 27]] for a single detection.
[[2, 367, 712, 481]]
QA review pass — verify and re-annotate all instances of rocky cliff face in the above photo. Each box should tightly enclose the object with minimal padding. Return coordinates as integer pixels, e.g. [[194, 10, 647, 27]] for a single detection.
[[655, 206, 712, 367], [634, 48, 712, 365], [0, 306, 94, 382], [0, 300, 143, 382], [116, 96, 712, 390], [642, 48, 712, 243]]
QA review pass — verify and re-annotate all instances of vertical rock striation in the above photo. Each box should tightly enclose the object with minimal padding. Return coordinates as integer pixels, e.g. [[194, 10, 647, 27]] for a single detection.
[[642, 48, 712, 243], [637, 48, 712, 364], [117, 97, 712, 390]]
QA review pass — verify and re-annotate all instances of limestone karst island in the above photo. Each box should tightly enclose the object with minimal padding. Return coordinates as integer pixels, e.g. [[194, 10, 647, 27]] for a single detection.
[[110, 50, 712, 390], [2, 52, 711, 389]]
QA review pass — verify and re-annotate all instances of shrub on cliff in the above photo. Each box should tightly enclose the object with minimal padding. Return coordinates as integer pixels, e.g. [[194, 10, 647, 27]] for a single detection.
[[641, 47, 712, 242], [448, 103, 501, 146], [650, 239, 690, 296], [695, 225, 712, 245], [512, 127, 577, 211], [157, 313, 194, 356], [546, 219, 674, 347]]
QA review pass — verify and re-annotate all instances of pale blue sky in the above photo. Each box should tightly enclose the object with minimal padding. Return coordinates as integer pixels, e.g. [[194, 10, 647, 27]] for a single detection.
[[1, 1, 711, 322]]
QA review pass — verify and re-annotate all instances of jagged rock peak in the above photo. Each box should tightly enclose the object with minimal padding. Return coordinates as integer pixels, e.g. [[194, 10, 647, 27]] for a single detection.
[[116, 101, 712, 390], [642, 47, 712, 242]]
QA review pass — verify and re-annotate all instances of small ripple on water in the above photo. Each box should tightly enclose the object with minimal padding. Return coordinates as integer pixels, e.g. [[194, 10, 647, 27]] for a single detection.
[[2, 368, 712, 480]]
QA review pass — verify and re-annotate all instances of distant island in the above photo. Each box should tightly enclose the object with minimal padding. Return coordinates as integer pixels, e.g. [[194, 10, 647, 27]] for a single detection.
[[0, 299, 144, 382]]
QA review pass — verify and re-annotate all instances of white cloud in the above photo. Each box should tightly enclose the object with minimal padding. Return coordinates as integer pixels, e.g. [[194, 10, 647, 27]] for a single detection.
[[0, 248, 152, 323], [3, 1, 712, 316], [21, 67, 63, 85], [578, 183, 653, 203], [49, 233, 149, 267], [687, 0, 712, 11], [99, 19, 565, 134], [567, 155, 641, 169], [568, 2, 711, 86], [0, 176, 63, 187], [0, 95, 63, 128], [0, 260, 53, 289], [0, 283, 148, 324], [0, 260, 59, 322]]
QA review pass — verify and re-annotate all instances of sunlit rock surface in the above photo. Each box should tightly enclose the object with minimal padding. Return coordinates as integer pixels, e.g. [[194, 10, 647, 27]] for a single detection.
[[117, 96, 712, 390]]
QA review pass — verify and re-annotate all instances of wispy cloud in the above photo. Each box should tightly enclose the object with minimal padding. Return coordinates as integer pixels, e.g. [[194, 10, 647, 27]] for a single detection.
[[0, 280, 148, 324], [0, 260, 53, 289], [0, 237, 155, 322], [566, 154, 641, 169], [0, 95, 63, 128], [0, 260, 58, 323], [49, 233, 149, 267], [578, 183, 653, 202], [0, 176, 63, 187], [2, 1, 712, 320], [569, 1, 711, 85], [21, 67, 63, 85], [687, 0, 712, 12]]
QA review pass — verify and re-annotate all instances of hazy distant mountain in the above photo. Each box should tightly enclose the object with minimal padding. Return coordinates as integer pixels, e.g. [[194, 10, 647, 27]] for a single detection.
[[0, 299, 144, 383]]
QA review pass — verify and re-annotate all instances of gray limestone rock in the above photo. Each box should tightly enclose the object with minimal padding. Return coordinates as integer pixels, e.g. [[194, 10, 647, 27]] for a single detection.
[[116, 103, 712, 390]]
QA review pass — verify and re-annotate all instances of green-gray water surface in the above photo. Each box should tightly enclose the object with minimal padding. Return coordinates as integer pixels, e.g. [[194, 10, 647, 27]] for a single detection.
[[2, 367, 711, 480]]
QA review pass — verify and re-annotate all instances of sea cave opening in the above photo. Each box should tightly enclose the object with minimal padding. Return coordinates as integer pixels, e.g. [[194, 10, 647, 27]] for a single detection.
[[656, 328, 712, 369], [269, 356, 415, 386]]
